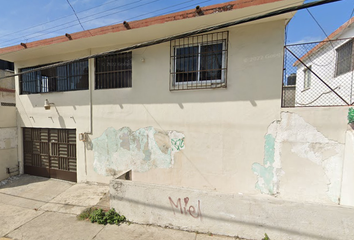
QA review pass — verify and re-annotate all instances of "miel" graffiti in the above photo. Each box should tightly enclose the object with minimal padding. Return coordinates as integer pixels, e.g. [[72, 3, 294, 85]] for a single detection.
[[168, 197, 202, 220]]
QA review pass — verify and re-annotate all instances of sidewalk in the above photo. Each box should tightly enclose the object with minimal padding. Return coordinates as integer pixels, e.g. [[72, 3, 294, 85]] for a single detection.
[[0, 175, 246, 240]]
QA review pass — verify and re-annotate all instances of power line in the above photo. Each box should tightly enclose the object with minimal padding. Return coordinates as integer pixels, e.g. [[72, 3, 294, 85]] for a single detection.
[[0, 0, 158, 47], [0, 0, 126, 40], [306, 8, 330, 40], [1, 0, 205, 47], [0, 0, 341, 81], [66, 0, 89, 34]]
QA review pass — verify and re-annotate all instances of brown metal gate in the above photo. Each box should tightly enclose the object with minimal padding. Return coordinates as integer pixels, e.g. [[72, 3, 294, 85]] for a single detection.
[[23, 128, 77, 182]]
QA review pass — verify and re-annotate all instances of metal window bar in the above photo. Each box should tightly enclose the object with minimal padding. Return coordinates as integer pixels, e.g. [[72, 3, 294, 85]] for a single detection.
[[20, 60, 89, 94], [170, 31, 228, 91], [282, 37, 354, 107], [95, 52, 132, 89]]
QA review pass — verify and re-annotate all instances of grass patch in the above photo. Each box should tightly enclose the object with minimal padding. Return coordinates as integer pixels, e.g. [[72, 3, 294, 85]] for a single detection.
[[77, 208, 126, 225]]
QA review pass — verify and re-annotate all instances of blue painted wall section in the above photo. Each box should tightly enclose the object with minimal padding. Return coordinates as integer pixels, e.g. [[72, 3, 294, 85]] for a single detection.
[[92, 127, 185, 176], [252, 134, 277, 195]]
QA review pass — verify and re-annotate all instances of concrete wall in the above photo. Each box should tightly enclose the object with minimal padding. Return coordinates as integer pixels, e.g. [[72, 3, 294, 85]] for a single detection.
[[110, 179, 354, 240], [0, 69, 17, 181], [0, 106, 17, 181]]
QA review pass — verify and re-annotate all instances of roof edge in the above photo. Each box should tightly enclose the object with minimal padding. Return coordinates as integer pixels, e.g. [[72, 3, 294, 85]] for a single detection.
[[0, 0, 284, 55]]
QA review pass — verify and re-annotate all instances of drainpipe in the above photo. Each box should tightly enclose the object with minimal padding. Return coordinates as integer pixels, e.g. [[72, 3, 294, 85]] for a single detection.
[[83, 57, 94, 177]]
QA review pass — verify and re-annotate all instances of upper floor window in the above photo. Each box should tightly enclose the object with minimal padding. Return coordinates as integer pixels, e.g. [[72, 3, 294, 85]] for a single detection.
[[170, 31, 228, 90], [304, 66, 312, 89], [20, 60, 88, 94], [95, 52, 132, 89], [335, 39, 353, 77]]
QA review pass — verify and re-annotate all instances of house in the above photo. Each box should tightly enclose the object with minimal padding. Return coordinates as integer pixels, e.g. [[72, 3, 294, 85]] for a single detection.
[[0, 60, 17, 181], [2, 0, 354, 239], [289, 16, 354, 107]]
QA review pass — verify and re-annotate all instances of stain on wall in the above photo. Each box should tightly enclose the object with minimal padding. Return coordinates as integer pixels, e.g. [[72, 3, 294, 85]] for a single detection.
[[0, 128, 17, 150], [252, 122, 282, 195], [92, 127, 185, 176], [253, 112, 344, 203]]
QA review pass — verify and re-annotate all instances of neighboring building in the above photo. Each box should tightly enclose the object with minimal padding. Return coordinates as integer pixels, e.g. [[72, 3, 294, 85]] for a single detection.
[[292, 16, 354, 107], [2, 0, 354, 239], [0, 60, 17, 181]]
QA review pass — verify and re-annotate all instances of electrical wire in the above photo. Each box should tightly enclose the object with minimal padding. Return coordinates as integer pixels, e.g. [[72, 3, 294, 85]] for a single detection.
[[66, 0, 91, 35], [0, 0, 128, 39], [0, 0, 341, 81], [0, 0, 206, 47], [0, 0, 148, 47]]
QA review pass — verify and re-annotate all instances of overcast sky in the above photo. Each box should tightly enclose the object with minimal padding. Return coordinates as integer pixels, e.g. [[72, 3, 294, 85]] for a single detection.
[[0, 0, 352, 48]]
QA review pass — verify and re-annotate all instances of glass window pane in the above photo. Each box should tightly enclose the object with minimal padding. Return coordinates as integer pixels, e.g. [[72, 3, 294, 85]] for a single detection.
[[200, 43, 223, 81], [336, 40, 353, 76], [175, 46, 198, 82]]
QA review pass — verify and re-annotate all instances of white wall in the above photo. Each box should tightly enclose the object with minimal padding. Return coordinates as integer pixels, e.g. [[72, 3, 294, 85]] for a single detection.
[[14, 13, 354, 209], [0, 106, 17, 181], [15, 19, 286, 194]]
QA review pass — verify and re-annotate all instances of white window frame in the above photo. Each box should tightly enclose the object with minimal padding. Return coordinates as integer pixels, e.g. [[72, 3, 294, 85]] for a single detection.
[[173, 40, 227, 86], [303, 66, 312, 90]]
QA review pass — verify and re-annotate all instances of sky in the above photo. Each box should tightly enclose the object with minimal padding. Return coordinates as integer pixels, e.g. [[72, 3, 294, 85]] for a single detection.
[[0, 0, 352, 49]]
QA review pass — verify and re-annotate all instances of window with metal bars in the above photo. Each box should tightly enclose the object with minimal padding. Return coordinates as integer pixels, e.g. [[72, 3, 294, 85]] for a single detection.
[[303, 66, 312, 90], [20, 59, 89, 94], [335, 39, 354, 77], [95, 52, 132, 89], [170, 31, 228, 90]]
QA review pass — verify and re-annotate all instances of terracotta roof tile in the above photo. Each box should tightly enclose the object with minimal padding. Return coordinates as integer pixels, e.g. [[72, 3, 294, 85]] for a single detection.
[[293, 16, 354, 66], [0, 0, 283, 55]]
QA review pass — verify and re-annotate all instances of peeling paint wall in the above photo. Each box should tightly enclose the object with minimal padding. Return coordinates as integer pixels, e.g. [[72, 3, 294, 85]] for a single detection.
[[92, 127, 184, 176], [14, 19, 288, 193], [254, 109, 347, 204]]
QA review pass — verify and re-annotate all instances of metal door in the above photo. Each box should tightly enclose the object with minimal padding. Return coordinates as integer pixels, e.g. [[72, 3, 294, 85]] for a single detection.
[[23, 128, 77, 182]]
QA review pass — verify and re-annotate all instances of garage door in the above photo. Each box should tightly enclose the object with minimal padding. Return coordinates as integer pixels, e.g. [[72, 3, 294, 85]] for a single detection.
[[23, 128, 77, 182]]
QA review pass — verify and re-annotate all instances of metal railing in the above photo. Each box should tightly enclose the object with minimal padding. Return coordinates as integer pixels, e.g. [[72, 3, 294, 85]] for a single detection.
[[282, 38, 354, 107]]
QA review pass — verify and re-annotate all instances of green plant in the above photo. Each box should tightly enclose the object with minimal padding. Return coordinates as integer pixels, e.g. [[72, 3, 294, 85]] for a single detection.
[[89, 208, 106, 224], [78, 208, 126, 225], [105, 208, 126, 224], [348, 108, 354, 124], [77, 207, 95, 221], [262, 233, 270, 240]]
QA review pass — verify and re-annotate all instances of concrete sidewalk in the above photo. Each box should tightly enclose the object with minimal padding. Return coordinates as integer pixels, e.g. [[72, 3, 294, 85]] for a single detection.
[[0, 175, 246, 240]]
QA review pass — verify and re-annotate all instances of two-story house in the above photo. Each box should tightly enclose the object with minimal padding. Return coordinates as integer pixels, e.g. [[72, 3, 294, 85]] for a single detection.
[[3, 0, 354, 239]]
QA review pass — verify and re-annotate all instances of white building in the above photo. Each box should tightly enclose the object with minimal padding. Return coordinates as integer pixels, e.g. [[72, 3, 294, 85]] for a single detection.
[[293, 16, 354, 106], [3, 1, 354, 239]]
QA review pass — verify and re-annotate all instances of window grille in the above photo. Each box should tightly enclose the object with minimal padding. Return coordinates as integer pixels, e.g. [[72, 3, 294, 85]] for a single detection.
[[170, 31, 228, 90], [303, 66, 312, 89], [95, 52, 132, 89], [283, 38, 354, 108], [20, 59, 88, 94], [336, 39, 353, 77]]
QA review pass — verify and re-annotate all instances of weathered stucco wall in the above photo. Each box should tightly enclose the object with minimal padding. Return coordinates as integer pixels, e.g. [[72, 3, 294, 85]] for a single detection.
[[252, 107, 348, 205], [110, 179, 354, 240], [15, 19, 286, 192], [0, 106, 17, 181], [13, 16, 354, 209]]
